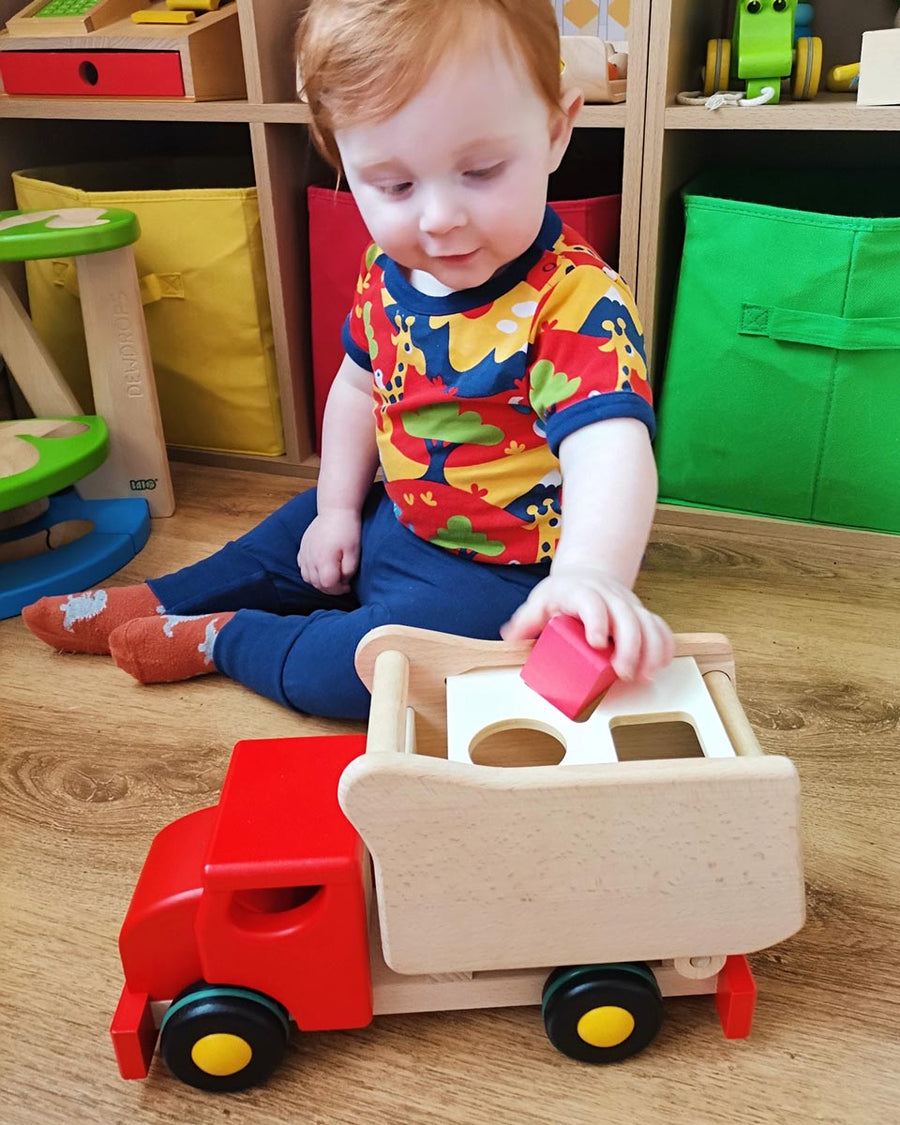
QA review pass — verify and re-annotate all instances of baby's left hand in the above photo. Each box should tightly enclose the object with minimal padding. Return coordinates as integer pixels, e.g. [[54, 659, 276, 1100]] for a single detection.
[[500, 567, 674, 683]]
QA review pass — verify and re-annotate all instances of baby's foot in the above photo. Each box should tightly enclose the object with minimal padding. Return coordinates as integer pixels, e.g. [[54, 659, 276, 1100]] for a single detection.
[[22, 584, 162, 654], [109, 611, 235, 684]]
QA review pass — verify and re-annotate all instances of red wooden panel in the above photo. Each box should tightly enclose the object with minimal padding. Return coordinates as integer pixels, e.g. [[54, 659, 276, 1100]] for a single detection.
[[203, 735, 368, 890], [0, 50, 184, 97], [715, 954, 758, 1039]]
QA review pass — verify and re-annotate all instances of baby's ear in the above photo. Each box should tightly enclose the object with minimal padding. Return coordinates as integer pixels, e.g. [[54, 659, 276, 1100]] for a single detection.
[[549, 87, 583, 170]]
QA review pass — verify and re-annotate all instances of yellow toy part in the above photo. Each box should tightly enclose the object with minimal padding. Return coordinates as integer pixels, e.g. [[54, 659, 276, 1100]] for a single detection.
[[827, 62, 860, 93], [704, 38, 732, 97], [792, 36, 823, 100], [190, 1033, 253, 1077], [132, 9, 195, 22], [166, 0, 221, 10], [577, 1006, 636, 1049]]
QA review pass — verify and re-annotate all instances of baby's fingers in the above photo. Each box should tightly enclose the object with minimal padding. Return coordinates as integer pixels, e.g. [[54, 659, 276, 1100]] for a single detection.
[[600, 594, 646, 680], [500, 597, 549, 641], [339, 542, 360, 583], [635, 612, 675, 681]]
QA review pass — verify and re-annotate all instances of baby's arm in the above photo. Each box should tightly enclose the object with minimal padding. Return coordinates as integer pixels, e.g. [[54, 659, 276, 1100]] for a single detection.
[[297, 353, 378, 594], [501, 417, 674, 681]]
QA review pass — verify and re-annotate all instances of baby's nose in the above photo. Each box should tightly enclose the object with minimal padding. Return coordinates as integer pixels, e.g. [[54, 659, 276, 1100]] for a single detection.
[[418, 186, 465, 236]]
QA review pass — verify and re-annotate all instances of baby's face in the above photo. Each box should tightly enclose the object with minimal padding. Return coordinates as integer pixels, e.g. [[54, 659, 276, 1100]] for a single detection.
[[335, 35, 575, 291]]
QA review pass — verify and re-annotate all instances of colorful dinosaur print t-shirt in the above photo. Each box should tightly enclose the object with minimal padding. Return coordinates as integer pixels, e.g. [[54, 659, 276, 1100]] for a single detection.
[[342, 206, 655, 566]]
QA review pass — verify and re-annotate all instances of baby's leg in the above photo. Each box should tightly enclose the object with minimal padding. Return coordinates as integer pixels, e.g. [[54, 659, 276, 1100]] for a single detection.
[[22, 487, 351, 655], [147, 486, 359, 619], [208, 503, 549, 720], [105, 487, 546, 720], [212, 604, 394, 719]]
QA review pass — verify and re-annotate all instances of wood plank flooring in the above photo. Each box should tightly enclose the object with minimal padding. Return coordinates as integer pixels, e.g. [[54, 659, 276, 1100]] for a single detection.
[[1, 462, 897, 1125]]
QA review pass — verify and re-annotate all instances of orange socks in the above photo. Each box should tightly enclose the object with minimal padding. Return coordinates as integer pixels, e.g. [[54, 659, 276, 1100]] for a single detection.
[[24, 585, 235, 685], [108, 611, 236, 684], [22, 583, 162, 654]]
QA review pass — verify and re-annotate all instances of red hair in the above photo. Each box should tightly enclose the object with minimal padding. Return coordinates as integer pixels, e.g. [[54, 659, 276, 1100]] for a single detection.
[[296, 0, 562, 172]]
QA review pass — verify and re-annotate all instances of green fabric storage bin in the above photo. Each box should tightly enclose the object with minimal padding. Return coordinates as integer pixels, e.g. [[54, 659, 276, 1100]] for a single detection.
[[655, 171, 900, 534]]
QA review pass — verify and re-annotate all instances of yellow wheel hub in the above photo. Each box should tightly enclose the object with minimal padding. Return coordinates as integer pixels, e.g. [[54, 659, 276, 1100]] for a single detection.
[[190, 1032, 253, 1076], [576, 1005, 635, 1049]]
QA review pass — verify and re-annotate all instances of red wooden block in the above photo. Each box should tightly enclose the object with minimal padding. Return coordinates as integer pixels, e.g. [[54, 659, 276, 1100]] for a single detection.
[[520, 614, 617, 720]]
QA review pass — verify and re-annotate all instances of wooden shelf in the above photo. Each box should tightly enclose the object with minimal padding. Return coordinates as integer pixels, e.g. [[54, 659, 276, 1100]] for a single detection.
[[166, 441, 318, 476], [0, 97, 629, 127], [0, 96, 317, 121], [665, 93, 900, 131], [0, 95, 279, 120], [576, 102, 629, 128]]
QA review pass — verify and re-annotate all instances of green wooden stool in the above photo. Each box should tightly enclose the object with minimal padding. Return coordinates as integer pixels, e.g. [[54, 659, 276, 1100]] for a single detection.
[[0, 205, 173, 516], [0, 206, 173, 617], [0, 414, 108, 511]]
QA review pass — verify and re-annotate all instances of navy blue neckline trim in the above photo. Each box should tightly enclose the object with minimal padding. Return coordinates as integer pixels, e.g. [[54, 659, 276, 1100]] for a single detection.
[[379, 205, 562, 314]]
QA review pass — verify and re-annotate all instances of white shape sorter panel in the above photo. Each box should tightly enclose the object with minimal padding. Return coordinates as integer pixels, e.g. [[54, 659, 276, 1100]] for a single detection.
[[445, 656, 735, 766]]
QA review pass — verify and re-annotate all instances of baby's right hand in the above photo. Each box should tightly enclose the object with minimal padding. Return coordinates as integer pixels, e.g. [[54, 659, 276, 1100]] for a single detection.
[[297, 508, 362, 595]]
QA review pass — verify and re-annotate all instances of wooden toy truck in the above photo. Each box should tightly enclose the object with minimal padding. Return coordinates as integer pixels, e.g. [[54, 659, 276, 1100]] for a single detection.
[[110, 626, 805, 1092]]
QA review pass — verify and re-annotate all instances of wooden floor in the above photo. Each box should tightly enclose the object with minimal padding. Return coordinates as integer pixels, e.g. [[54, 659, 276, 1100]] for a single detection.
[[2, 462, 898, 1125]]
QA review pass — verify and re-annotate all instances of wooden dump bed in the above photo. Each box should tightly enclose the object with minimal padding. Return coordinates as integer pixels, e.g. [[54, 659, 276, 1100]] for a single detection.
[[340, 627, 806, 977]]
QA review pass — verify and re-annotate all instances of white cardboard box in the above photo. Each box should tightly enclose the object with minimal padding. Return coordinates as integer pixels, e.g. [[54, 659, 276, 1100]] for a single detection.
[[857, 28, 900, 106]]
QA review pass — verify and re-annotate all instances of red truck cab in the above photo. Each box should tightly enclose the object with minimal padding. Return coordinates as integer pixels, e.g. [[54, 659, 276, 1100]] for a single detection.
[[111, 734, 370, 1089]]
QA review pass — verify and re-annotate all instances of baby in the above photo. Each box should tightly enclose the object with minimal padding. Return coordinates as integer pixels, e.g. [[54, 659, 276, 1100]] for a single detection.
[[24, 0, 673, 720]]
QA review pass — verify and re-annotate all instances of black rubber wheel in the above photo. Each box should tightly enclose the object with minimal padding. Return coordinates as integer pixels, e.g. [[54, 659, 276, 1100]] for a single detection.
[[542, 964, 663, 1064], [159, 983, 290, 1092]]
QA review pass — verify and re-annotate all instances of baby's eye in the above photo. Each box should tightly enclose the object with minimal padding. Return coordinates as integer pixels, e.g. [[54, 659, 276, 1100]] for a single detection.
[[464, 163, 504, 181], [378, 182, 413, 198]]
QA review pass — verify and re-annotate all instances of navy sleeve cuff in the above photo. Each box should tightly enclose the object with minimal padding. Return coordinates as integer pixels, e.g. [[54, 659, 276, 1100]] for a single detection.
[[341, 315, 372, 371], [545, 392, 657, 455]]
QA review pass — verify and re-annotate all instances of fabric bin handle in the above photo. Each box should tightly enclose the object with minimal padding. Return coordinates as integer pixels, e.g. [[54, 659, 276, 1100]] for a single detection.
[[51, 259, 184, 305], [740, 303, 900, 351]]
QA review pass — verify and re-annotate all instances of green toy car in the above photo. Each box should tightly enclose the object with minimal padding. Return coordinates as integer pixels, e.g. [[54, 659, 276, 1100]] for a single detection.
[[704, 0, 823, 104]]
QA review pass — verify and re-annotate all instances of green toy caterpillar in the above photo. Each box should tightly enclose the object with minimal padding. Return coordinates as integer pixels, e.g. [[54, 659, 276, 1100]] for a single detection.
[[703, 0, 823, 104]]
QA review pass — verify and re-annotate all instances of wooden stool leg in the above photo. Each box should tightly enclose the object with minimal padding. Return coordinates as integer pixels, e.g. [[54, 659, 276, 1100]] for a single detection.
[[0, 268, 83, 417], [74, 246, 175, 517]]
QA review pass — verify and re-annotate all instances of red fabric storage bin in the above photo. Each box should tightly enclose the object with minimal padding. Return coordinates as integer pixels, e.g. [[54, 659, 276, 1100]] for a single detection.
[[307, 186, 622, 449], [550, 194, 621, 267]]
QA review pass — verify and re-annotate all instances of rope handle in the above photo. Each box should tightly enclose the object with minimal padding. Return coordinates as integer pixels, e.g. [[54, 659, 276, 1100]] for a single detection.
[[676, 86, 776, 109]]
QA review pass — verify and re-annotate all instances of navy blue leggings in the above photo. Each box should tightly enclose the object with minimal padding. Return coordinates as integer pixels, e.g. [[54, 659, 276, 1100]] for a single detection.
[[148, 485, 548, 720]]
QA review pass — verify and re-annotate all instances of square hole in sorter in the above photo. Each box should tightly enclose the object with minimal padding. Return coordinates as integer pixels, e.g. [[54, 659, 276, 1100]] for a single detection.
[[609, 717, 704, 762]]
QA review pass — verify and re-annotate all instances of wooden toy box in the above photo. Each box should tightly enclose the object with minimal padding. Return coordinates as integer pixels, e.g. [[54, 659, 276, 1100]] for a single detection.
[[342, 627, 805, 980], [0, 1, 245, 100]]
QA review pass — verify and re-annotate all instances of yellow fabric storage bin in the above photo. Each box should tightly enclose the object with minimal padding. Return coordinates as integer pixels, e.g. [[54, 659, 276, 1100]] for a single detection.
[[13, 157, 284, 457]]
